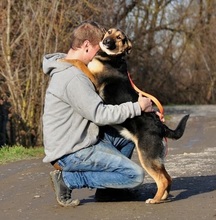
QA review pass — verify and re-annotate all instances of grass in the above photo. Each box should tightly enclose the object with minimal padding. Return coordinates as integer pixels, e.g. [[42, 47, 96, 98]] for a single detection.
[[0, 145, 44, 164]]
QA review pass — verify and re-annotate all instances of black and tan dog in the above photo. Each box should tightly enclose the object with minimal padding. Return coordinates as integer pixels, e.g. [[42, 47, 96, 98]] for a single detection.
[[63, 28, 189, 204]]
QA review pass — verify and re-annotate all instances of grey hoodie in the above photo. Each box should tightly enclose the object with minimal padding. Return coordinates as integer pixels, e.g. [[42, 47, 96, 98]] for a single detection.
[[42, 53, 141, 163]]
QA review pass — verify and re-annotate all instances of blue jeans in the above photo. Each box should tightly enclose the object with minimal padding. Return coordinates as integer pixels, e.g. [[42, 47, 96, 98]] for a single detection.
[[57, 126, 144, 190]]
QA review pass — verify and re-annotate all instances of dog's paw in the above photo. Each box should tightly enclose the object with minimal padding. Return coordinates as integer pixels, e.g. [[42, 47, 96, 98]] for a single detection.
[[161, 191, 169, 200], [146, 198, 172, 204], [145, 198, 158, 204]]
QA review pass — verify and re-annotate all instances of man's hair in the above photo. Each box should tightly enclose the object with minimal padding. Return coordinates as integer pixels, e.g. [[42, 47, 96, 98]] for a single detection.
[[70, 21, 105, 49]]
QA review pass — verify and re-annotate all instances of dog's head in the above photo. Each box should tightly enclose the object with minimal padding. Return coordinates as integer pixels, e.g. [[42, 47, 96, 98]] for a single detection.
[[99, 28, 132, 56]]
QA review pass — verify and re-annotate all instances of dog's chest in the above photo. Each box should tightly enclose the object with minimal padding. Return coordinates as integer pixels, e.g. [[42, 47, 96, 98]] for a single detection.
[[88, 59, 104, 74]]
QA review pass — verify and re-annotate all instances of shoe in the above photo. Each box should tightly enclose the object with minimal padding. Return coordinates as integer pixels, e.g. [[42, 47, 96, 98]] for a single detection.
[[95, 188, 137, 202], [50, 170, 80, 207]]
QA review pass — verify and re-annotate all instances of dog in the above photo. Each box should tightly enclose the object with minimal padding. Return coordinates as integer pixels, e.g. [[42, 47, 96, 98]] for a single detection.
[[64, 28, 189, 204]]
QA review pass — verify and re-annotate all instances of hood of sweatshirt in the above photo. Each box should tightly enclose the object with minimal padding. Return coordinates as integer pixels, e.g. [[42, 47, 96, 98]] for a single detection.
[[42, 53, 73, 77]]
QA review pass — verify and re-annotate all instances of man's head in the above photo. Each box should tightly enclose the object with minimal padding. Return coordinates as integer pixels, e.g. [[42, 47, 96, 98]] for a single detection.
[[70, 21, 105, 50], [68, 21, 105, 64]]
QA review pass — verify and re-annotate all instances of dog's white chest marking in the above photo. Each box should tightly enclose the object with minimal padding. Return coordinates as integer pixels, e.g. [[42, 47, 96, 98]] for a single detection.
[[88, 59, 104, 74]]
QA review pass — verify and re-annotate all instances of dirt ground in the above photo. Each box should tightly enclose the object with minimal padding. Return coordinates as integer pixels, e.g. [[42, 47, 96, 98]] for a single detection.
[[0, 105, 216, 220]]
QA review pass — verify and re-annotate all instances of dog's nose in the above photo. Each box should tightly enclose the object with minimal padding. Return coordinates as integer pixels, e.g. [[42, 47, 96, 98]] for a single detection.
[[103, 37, 116, 50]]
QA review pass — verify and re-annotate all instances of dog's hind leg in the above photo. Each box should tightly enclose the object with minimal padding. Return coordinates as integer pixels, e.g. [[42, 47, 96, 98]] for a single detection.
[[161, 170, 172, 200], [144, 162, 172, 204], [136, 144, 172, 204]]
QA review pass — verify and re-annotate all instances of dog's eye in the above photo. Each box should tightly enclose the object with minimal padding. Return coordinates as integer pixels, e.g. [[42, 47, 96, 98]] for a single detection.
[[117, 35, 122, 40], [108, 30, 112, 34]]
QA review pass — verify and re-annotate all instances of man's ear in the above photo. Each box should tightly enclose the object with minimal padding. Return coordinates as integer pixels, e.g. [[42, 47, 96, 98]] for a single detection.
[[83, 40, 90, 48]]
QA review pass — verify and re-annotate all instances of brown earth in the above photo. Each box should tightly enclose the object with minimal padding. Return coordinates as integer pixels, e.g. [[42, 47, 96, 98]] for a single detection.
[[0, 105, 216, 220]]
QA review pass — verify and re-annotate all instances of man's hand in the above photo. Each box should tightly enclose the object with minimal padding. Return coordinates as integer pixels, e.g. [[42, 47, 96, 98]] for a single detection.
[[138, 94, 165, 122], [138, 93, 153, 112], [155, 111, 165, 122]]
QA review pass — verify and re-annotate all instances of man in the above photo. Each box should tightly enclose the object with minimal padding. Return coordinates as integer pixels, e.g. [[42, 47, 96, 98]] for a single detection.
[[42, 21, 153, 207]]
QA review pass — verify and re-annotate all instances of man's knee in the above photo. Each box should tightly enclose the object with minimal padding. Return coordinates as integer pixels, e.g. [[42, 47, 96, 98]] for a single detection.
[[128, 165, 144, 188], [134, 166, 145, 185]]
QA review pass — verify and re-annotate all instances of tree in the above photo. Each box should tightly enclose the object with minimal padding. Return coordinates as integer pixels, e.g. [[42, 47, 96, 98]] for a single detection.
[[1, 0, 216, 146], [0, 0, 114, 146]]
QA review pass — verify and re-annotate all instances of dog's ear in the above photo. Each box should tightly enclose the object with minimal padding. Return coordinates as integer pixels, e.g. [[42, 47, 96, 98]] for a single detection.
[[126, 38, 132, 54]]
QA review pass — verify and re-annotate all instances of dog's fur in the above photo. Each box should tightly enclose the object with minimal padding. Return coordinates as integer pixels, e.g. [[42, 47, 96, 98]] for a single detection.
[[64, 28, 189, 203]]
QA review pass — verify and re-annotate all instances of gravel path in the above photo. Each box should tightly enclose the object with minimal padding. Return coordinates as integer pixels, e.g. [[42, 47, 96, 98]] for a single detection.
[[0, 105, 216, 220]]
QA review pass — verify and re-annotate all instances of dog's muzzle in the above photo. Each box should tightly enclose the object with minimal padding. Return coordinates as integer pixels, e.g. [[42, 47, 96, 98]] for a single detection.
[[102, 37, 116, 50]]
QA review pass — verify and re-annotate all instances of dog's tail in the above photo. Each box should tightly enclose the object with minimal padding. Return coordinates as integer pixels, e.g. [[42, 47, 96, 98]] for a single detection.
[[164, 114, 189, 139]]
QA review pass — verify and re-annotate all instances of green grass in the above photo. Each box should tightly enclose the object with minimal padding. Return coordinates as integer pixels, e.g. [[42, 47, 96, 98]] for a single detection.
[[0, 145, 44, 164]]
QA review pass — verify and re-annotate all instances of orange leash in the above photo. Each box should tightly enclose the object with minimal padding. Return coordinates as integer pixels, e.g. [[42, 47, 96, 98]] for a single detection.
[[127, 72, 164, 119], [128, 72, 168, 156]]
